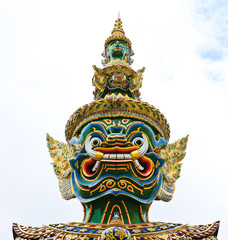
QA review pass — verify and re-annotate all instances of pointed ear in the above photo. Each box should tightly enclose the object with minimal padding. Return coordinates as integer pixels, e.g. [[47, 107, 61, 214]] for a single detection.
[[156, 135, 188, 202], [92, 65, 107, 90], [129, 67, 145, 92], [46, 133, 76, 200]]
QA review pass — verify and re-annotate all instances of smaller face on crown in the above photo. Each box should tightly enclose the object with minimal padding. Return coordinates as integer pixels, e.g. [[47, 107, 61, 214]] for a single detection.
[[108, 40, 128, 61]]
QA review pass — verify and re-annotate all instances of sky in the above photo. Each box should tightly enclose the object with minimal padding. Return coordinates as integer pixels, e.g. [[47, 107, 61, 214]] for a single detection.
[[0, 0, 228, 239]]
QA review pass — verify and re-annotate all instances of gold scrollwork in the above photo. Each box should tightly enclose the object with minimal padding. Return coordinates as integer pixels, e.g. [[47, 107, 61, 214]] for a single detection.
[[117, 180, 143, 195], [107, 180, 116, 188], [90, 179, 116, 196]]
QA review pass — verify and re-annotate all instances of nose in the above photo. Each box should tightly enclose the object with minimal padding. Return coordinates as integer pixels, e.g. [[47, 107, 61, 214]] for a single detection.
[[106, 133, 128, 145], [110, 126, 123, 134], [105, 126, 130, 146]]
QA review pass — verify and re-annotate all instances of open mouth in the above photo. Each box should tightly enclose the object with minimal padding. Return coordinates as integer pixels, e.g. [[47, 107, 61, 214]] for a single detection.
[[82, 155, 153, 178], [114, 47, 122, 50], [82, 135, 154, 178], [112, 48, 123, 56]]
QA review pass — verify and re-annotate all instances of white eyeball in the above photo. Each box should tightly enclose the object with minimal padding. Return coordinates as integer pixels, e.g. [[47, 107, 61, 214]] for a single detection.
[[90, 137, 102, 148], [132, 137, 144, 147]]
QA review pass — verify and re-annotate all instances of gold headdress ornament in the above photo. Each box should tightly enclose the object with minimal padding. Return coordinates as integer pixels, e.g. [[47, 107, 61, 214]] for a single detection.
[[104, 17, 132, 49], [65, 16, 170, 142], [65, 94, 170, 142]]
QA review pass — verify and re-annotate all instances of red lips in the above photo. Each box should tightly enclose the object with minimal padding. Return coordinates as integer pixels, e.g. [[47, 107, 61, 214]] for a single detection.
[[95, 146, 138, 153]]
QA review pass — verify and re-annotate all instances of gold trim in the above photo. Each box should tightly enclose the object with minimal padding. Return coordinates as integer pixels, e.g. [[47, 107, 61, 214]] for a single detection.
[[65, 95, 170, 142], [130, 150, 140, 160]]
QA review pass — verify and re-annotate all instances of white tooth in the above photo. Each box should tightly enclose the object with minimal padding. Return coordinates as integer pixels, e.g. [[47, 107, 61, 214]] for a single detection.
[[134, 159, 144, 171], [92, 161, 100, 172], [117, 154, 124, 159], [124, 154, 131, 159], [103, 154, 110, 159], [110, 154, 116, 159], [85, 136, 97, 159], [138, 134, 149, 157]]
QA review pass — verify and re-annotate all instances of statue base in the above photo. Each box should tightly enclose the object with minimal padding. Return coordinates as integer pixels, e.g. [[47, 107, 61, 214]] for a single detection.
[[13, 221, 219, 240]]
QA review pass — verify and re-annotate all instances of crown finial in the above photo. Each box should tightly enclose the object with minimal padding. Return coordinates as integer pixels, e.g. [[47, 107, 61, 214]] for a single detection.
[[111, 17, 125, 36], [104, 17, 131, 50]]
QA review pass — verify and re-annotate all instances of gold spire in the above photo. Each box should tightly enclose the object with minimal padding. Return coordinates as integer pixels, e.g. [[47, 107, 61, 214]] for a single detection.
[[111, 17, 125, 36], [104, 17, 131, 49]]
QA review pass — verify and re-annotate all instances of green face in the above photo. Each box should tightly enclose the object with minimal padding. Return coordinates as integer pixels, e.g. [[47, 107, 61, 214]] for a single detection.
[[69, 118, 167, 204], [108, 40, 128, 61]]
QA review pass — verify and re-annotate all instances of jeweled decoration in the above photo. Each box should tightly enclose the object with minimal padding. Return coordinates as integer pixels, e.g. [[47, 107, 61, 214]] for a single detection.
[[13, 15, 219, 240]]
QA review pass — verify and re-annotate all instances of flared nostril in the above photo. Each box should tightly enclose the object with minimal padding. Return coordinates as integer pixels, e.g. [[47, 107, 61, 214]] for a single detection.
[[110, 126, 124, 134]]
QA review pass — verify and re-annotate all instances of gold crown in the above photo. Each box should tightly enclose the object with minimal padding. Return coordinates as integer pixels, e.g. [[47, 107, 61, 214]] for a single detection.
[[65, 94, 170, 142], [104, 18, 132, 49]]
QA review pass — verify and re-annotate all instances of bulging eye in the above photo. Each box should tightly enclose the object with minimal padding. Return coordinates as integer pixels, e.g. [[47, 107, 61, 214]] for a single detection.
[[90, 137, 102, 148], [132, 137, 144, 147]]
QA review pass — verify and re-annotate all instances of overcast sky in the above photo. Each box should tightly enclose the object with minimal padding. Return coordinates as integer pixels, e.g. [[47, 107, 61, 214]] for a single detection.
[[1, 0, 228, 239]]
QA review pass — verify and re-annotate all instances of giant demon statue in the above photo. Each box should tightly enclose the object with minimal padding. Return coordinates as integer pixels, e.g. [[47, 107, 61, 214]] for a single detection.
[[13, 17, 219, 240]]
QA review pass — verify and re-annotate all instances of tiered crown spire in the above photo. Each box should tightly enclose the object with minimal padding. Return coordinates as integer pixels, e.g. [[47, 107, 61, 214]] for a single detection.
[[104, 17, 132, 50], [111, 18, 125, 35], [65, 17, 170, 142]]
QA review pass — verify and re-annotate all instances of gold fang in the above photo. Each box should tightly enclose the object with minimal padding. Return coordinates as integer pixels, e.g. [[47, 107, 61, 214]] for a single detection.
[[96, 151, 104, 160], [130, 150, 140, 160]]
